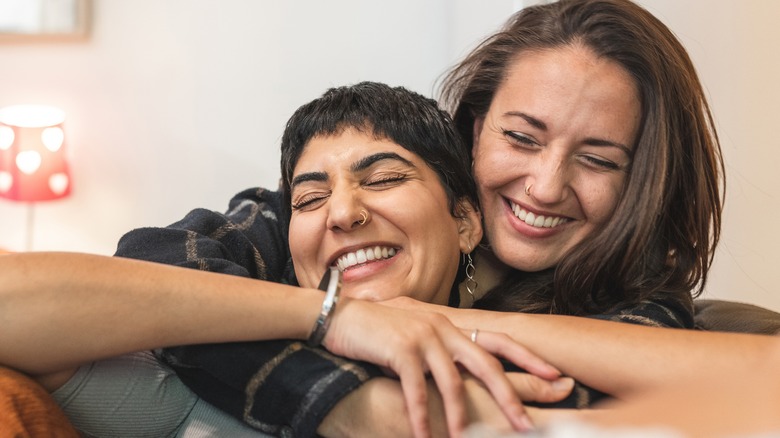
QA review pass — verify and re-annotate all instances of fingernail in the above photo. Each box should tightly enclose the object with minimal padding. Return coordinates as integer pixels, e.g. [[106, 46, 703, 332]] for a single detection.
[[553, 376, 575, 393]]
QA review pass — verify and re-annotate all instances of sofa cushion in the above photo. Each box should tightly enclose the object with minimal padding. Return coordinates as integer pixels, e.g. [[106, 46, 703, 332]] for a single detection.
[[694, 299, 780, 335], [0, 367, 79, 437]]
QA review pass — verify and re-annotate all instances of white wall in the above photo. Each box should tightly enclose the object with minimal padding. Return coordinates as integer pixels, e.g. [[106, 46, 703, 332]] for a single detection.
[[0, 0, 778, 312]]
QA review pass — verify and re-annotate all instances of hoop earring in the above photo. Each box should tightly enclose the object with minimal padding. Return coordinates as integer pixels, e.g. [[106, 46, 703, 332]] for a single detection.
[[463, 245, 478, 304], [357, 209, 369, 226], [525, 184, 533, 196]]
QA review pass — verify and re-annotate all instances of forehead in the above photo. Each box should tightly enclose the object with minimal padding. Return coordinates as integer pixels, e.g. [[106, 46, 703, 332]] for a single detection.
[[293, 129, 420, 172], [493, 46, 640, 136]]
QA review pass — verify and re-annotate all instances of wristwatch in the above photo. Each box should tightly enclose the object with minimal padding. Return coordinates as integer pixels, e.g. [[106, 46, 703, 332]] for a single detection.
[[307, 266, 342, 347]]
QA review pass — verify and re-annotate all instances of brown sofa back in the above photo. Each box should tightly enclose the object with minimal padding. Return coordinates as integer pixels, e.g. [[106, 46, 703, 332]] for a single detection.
[[694, 299, 780, 335]]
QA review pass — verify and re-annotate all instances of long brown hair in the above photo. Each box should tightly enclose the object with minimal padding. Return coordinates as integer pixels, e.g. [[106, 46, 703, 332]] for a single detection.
[[440, 0, 724, 316]]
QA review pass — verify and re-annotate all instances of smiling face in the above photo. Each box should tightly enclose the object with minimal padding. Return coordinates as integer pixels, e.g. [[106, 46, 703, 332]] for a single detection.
[[472, 45, 641, 272], [288, 128, 480, 305]]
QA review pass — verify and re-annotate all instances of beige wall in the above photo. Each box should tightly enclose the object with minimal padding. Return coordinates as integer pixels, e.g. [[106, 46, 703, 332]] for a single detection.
[[635, 0, 780, 311], [1, 0, 778, 311]]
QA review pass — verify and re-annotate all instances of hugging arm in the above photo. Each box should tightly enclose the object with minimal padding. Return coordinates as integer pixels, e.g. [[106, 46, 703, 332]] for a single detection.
[[383, 294, 716, 401], [114, 187, 555, 437]]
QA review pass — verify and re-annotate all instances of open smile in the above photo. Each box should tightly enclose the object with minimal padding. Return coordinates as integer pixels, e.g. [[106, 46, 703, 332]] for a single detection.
[[509, 200, 570, 229], [334, 246, 399, 272]]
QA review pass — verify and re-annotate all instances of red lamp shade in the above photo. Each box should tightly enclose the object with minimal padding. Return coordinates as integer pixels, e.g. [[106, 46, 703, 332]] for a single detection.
[[0, 105, 72, 202]]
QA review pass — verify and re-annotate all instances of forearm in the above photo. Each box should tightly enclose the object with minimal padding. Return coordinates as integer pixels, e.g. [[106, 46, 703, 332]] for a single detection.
[[537, 341, 780, 437], [318, 378, 429, 438], [0, 252, 322, 375], [449, 308, 776, 396], [318, 371, 576, 438]]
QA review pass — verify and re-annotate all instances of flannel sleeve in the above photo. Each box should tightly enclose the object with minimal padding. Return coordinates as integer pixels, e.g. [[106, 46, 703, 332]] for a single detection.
[[114, 187, 382, 437]]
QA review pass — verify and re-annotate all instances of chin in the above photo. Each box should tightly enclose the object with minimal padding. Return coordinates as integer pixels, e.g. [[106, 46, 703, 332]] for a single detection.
[[342, 288, 389, 302]]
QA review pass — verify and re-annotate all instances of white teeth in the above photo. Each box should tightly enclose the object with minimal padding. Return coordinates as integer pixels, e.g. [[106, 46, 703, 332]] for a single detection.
[[510, 202, 568, 229], [335, 246, 398, 272]]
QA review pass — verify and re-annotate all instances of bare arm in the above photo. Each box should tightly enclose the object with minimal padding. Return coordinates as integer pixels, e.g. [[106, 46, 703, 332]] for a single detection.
[[318, 373, 575, 438], [381, 297, 777, 398], [0, 252, 322, 386], [534, 336, 780, 437], [0, 252, 559, 437]]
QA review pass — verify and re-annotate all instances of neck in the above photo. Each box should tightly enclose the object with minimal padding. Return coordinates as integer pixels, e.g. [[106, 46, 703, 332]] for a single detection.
[[457, 246, 510, 308]]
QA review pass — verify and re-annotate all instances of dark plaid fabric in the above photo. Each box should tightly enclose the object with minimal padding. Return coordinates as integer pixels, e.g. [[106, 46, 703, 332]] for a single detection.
[[114, 187, 693, 436]]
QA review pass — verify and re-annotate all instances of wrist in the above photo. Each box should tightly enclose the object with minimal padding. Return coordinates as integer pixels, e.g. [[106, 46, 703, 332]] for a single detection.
[[307, 267, 342, 347]]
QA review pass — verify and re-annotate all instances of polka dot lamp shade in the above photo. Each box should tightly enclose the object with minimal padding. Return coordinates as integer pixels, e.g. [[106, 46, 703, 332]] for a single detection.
[[0, 105, 72, 202]]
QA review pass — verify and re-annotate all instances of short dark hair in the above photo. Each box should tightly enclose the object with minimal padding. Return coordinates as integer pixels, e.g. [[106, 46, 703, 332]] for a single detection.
[[280, 82, 477, 219]]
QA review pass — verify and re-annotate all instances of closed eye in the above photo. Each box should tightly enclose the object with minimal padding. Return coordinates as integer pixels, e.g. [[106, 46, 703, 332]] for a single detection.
[[291, 192, 329, 211], [579, 154, 621, 171], [504, 130, 540, 148], [364, 172, 408, 188]]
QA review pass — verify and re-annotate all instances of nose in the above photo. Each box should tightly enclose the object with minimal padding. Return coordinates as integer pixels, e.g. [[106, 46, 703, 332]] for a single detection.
[[525, 149, 570, 205], [326, 183, 368, 231]]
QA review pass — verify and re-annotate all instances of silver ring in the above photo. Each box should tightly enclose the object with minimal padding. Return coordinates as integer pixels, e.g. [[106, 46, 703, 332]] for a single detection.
[[470, 328, 479, 343]]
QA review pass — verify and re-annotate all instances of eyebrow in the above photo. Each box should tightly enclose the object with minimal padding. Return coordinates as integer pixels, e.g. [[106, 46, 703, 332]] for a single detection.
[[351, 152, 416, 172], [505, 111, 633, 156], [290, 171, 328, 190], [290, 152, 417, 191]]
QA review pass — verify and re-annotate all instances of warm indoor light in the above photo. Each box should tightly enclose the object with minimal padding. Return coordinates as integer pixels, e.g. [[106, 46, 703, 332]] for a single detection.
[[0, 104, 71, 202], [0, 104, 73, 251]]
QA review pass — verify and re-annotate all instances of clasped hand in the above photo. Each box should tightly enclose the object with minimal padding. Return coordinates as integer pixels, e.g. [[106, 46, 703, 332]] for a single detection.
[[322, 296, 572, 438]]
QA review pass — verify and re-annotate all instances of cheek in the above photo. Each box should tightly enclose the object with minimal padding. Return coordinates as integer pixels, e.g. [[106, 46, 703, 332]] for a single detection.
[[580, 176, 625, 225], [472, 137, 522, 189], [289, 218, 322, 288]]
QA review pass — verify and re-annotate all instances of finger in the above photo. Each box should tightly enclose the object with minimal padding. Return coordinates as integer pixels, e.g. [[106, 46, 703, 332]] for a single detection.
[[506, 373, 575, 403], [445, 330, 534, 433], [421, 337, 468, 438], [454, 345, 535, 432], [396, 357, 432, 438], [468, 330, 561, 380]]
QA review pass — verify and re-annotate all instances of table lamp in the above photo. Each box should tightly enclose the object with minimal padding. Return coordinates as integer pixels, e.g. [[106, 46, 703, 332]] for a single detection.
[[0, 104, 72, 251]]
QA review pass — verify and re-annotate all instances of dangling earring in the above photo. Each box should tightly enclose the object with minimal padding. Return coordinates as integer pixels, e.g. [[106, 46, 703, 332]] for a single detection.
[[463, 245, 478, 304]]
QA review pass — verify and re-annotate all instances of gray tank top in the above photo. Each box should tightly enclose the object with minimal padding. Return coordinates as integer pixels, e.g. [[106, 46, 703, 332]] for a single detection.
[[51, 351, 272, 437]]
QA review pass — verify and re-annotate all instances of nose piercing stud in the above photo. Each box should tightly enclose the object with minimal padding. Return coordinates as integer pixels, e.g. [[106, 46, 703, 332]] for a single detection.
[[525, 184, 533, 196], [358, 209, 368, 226]]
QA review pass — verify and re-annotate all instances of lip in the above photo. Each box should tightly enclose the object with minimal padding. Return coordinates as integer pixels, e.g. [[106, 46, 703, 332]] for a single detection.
[[503, 197, 572, 237]]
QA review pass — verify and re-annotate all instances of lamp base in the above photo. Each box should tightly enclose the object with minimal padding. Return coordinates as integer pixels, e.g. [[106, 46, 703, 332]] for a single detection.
[[25, 203, 35, 252]]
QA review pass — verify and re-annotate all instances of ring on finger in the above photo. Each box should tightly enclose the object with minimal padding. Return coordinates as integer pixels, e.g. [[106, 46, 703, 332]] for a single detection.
[[470, 328, 479, 343]]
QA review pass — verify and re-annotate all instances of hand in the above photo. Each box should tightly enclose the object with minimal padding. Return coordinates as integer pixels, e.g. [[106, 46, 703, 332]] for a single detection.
[[323, 297, 562, 438], [318, 373, 574, 438], [461, 372, 575, 434]]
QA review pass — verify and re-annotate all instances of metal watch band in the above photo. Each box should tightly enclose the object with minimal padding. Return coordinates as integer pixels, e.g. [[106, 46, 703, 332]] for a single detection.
[[307, 266, 342, 347]]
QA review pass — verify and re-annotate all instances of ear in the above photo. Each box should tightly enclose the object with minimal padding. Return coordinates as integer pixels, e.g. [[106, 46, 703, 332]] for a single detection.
[[455, 198, 483, 254], [472, 117, 485, 160]]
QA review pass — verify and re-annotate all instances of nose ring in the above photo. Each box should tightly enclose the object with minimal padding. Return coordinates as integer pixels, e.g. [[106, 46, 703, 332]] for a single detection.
[[357, 209, 369, 226], [525, 184, 533, 196]]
